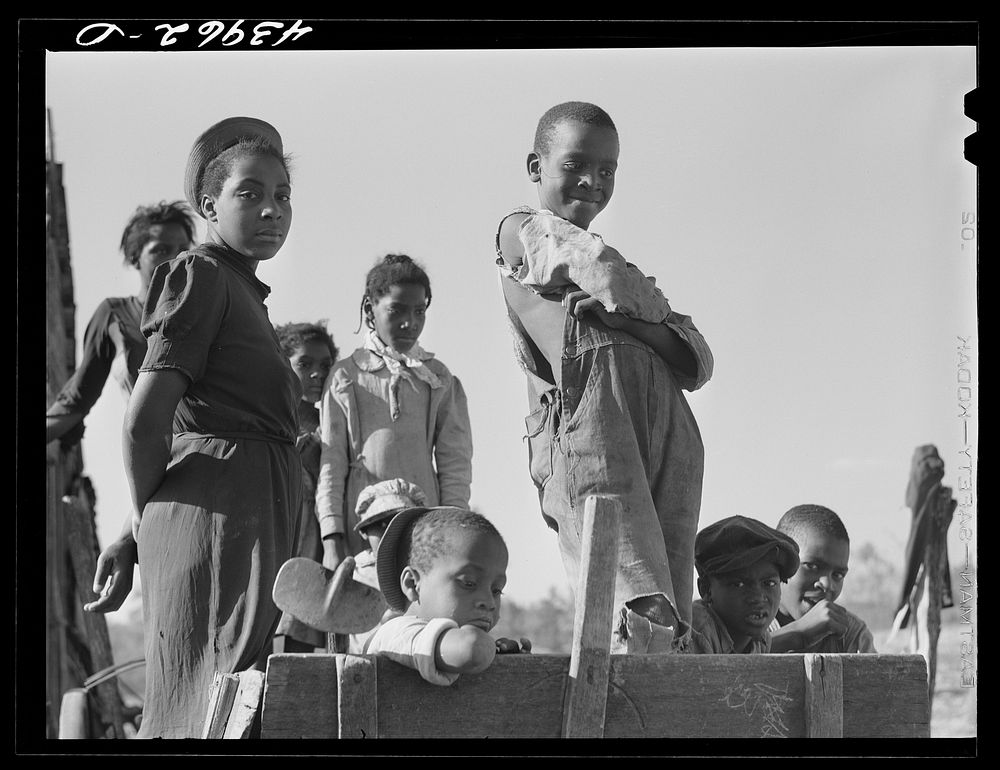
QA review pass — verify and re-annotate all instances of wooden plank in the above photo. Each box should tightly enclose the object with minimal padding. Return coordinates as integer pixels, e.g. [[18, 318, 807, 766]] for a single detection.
[[803, 654, 843, 737], [260, 654, 340, 739], [337, 655, 377, 739], [57, 689, 90, 739], [261, 652, 928, 739], [606, 653, 806, 738], [562, 495, 622, 738], [841, 654, 929, 738], [201, 672, 240, 739], [375, 654, 570, 739], [223, 670, 266, 739]]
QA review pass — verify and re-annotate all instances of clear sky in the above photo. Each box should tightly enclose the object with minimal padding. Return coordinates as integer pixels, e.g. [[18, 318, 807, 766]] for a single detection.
[[44, 42, 977, 608]]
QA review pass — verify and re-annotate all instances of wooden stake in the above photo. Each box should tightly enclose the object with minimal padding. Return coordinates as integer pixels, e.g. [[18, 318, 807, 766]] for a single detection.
[[803, 654, 843, 737], [561, 495, 622, 738]]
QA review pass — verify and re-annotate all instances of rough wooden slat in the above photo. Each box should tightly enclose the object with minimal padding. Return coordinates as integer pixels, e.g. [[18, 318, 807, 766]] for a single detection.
[[57, 689, 90, 739], [260, 652, 928, 739], [841, 654, 929, 738], [562, 495, 621, 738], [201, 672, 240, 739], [374, 654, 569, 739], [223, 670, 266, 739], [337, 655, 377, 739], [804, 654, 843, 737], [260, 654, 340, 739], [606, 653, 806, 738]]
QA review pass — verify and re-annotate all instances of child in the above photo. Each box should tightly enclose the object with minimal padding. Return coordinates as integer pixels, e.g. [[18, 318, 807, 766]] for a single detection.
[[89, 116, 302, 737], [346, 477, 426, 653], [271, 321, 339, 653], [493, 101, 714, 653], [316, 253, 473, 573], [769, 504, 877, 653], [689, 515, 800, 654], [366, 506, 529, 685], [46, 200, 197, 449]]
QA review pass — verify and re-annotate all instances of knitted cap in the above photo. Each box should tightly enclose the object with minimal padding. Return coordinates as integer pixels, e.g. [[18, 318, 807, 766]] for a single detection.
[[183, 116, 283, 212], [354, 479, 427, 533], [375, 506, 467, 612], [695, 515, 800, 581]]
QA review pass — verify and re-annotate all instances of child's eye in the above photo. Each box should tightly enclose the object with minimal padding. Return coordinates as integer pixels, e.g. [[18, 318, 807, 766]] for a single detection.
[[564, 161, 583, 171], [833, 572, 846, 582], [600, 168, 615, 178], [278, 192, 291, 202], [492, 588, 504, 597], [764, 579, 778, 588], [801, 562, 817, 571]]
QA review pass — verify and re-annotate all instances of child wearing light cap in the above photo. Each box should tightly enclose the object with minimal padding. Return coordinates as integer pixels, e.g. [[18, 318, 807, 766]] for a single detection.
[[689, 515, 800, 654], [346, 478, 426, 653], [365, 507, 530, 685]]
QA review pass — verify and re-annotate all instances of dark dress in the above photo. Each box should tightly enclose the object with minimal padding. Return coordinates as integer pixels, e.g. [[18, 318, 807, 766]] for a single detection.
[[48, 295, 146, 445], [135, 243, 302, 738]]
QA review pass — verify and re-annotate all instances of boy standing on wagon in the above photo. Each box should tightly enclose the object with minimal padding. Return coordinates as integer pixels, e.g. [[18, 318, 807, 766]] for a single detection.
[[494, 101, 713, 653]]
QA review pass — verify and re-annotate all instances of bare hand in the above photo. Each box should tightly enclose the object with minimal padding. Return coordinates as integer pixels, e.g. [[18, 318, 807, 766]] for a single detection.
[[563, 290, 627, 329], [321, 534, 347, 572], [84, 535, 138, 614], [495, 637, 532, 654], [797, 599, 849, 646]]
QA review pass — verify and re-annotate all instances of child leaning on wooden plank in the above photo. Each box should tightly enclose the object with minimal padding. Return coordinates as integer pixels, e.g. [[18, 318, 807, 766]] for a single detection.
[[365, 507, 530, 685]]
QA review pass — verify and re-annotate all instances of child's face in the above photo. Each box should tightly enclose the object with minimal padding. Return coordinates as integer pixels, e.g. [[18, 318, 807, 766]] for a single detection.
[[703, 560, 782, 646], [206, 153, 291, 262], [288, 340, 334, 404], [136, 223, 192, 285], [780, 532, 850, 620], [360, 520, 389, 553], [528, 119, 619, 231], [408, 530, 508, 631], [368, 283, 428, 354]]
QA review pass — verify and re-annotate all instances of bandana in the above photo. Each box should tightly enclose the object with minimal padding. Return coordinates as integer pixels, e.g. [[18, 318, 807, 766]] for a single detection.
[[364, 330, 442, 420]]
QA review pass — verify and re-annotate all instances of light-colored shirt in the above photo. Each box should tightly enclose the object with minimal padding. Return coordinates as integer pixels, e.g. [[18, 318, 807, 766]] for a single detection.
[[364, 615, 461, 686], [315, 347, 473, 556]]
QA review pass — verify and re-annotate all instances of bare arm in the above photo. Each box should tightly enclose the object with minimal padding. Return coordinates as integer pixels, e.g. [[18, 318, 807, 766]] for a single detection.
[[434, 625, 498, 674], [768, 600, 849, 652], [565, 291, 697, 379], [45, 411, 84, 445], [123, 369, 189, 540]]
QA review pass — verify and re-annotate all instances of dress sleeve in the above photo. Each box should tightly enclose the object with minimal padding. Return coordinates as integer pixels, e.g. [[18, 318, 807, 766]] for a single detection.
[[49, 299, 117, 418], [515, 212, 673, 324], [316, 369, 351, 540], [433, 370, 473, 509], [139, 255, 228, 383]]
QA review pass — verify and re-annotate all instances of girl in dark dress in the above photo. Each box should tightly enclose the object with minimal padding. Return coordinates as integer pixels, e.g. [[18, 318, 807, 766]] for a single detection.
[[87, 117, 302, 738]]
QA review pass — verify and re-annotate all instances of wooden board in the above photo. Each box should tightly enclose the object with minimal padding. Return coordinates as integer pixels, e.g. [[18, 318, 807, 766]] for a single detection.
[[261, 652, 929, 739]]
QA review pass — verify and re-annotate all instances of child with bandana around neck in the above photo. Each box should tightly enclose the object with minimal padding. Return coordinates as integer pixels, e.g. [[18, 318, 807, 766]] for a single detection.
[[316, 254, 473, 574]]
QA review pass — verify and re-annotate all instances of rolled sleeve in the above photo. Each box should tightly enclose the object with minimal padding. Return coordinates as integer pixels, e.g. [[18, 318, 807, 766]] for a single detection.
[[664, 312, 714, 391], [366, 616, 461, 686]]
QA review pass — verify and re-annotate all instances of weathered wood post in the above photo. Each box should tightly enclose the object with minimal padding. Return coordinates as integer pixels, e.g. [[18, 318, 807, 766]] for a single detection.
[[924, 484, 956, 712], [561, 495, 622, 738]]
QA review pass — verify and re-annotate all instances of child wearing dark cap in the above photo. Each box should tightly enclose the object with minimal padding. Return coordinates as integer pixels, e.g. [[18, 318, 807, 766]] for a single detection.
[[366, 507, 530, 685], [689, 515, 800, 654], [769, 504, 877, 654]]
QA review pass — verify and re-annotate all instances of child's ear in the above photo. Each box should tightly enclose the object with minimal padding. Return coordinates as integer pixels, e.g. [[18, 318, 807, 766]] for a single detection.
[[526, 152, 542, 183], [400, 565, 420, 603], [200, 195, 218, 223], [697, 576, 711, 602]]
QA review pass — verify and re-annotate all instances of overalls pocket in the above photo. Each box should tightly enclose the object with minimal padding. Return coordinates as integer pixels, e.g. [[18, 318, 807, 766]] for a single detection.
[[523, 393, 557, 489]]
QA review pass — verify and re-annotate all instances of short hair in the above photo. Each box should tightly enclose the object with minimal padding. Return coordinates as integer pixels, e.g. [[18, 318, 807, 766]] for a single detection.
[[360, 253, 433, 331], [119, 200, 197, 268], [199, 136, 293, 203], [400, 508, 505, 573], [533, 101, 618, 156], [274, 321, 338, 362], [777, 504, 850, 545]]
